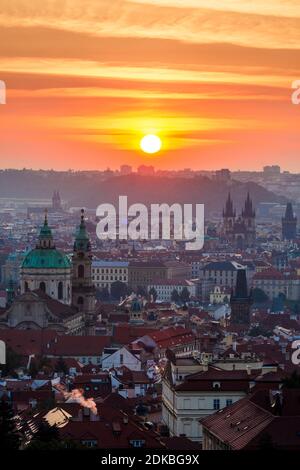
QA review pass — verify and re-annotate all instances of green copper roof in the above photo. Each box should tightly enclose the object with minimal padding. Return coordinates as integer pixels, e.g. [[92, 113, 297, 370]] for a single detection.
[[39, 209, 53, 240], [22, 248, 71, 269], [74, 209, 91, 252]]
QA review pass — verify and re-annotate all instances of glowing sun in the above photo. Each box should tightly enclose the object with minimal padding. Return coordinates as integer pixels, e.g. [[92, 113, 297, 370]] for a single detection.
[[140, 134, 162, 154]]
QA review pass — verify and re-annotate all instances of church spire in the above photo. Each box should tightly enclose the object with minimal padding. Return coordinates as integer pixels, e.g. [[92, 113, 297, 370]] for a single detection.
[[74, 209, 91, 252], [242, 192, 255, 218], [223, 192, 235, 218], [38, 209, 54, 249]]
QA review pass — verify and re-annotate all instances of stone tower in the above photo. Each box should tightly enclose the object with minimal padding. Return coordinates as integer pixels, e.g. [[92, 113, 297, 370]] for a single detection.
[[240, 192, 256, 247], [72, 209, 96, 332], [282, 202, 297, 241], [230, 269, 252, 326], [222, 192, 256, 249], [222, 192, 236, 237]]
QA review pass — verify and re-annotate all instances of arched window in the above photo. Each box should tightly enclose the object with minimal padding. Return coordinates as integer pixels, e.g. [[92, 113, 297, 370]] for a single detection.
[[40, 281, 46, 292], [77, 296, 84, 306], [39, 281, 46, 293], [78, 264, 85, 279], [58, 281, 63, 300]]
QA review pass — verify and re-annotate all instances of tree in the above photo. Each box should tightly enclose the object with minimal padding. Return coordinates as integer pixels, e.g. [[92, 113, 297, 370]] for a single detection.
[[29, 360, 39, 379], [38, 355, 52, 369], [252, 288, 269, 303], [26, 421, 84, 450], [0, 399, 20, 449], [110, 281, 128, 301], [148, 287, 157, 302], [33, 420, 60, 442], [136, 285, 147, 297], [282, 370, 300, 389], [171, 289, 180, 303], [0, 347, 21, 377], [54, 356, 68, 375], [97, 287, 110, 301], [180, 287, 190, 304], [248, 325, 271, 337]]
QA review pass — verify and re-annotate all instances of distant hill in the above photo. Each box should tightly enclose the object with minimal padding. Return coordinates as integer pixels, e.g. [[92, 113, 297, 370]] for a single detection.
[[0, 170, 286, 214], [73, 174, 286, 215]]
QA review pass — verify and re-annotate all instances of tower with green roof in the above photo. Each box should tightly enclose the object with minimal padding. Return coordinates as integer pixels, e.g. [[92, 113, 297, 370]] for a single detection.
[[20, 209, 72, 305], [72, 209, 96, 331]]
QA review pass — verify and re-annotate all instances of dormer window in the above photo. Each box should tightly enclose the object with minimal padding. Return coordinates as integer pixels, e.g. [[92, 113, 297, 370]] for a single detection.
[[213, 381, 221, 390]]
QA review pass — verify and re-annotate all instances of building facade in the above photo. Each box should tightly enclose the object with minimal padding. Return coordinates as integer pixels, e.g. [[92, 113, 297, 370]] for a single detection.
[[92, 260, 128, 291], [222, 192, 256, 249], [148, 279, 196, 302]]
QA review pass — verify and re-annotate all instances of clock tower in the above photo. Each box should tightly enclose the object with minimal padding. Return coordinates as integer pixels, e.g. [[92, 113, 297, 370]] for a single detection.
[[72, 209, 96, 332]]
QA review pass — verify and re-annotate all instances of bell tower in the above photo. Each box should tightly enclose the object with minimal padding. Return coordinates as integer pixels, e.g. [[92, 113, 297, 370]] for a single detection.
[[223, 192, 236, 239], [72, 209, 96, 332], [282, 202, 297, 241], [241, 192, 256, 247]]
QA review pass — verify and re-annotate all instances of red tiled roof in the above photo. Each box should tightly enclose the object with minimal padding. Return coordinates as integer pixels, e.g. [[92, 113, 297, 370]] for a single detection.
[[175, 367, 256, 392], [149, 326, 195, 349], [253, 268, 285, 280], [201, 389, 300, 450], [112, 325, 157, 345], [59, 411, 163, 448], [47, 335, 111, 356], [0, 329, 58, 356]]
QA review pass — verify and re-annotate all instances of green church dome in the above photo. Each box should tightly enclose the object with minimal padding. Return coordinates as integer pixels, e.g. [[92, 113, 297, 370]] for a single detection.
[[22, 248, 71, 269], [21, 209, 71, 270]]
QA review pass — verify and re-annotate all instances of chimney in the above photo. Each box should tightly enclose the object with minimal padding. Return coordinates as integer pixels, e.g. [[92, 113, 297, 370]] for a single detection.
[[271, 391, 283, 416]]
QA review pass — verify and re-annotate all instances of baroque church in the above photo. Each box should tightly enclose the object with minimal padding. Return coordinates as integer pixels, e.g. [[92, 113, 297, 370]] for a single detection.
[[222, 192, 256, 249], [0, 210, 96, 335]]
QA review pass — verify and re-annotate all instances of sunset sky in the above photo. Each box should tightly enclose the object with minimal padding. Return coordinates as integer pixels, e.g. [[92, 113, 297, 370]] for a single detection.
[[0, 0, 300, 171]]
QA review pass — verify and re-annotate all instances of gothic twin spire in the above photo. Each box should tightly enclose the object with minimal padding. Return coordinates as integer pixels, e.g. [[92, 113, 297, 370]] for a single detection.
[[223, 191, 255, 219]]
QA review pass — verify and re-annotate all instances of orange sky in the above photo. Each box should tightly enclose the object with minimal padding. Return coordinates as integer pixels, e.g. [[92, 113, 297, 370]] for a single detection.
[[0, 0, 300, 171]]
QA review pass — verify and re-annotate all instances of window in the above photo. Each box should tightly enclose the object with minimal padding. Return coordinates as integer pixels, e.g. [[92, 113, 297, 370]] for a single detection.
[[213, 399, 220, 410], [78, 264, 84, 278], [226, 399, 233, 407], [213, 381, 221, 390], [183, 399, 191, 409], [120, 354, 124, 365], [39, 281, 46, 293], [58, 281, 63, 300], [81, 440, 97, 448], [130, 440, 145, 448]]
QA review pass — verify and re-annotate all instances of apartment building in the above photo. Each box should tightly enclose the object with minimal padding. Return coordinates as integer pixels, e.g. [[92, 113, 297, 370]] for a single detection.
[[92, 260, 129, 291]]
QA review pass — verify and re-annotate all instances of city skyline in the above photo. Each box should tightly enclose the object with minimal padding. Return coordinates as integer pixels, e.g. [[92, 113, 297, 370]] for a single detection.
[[0, 1, 300, 171]]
